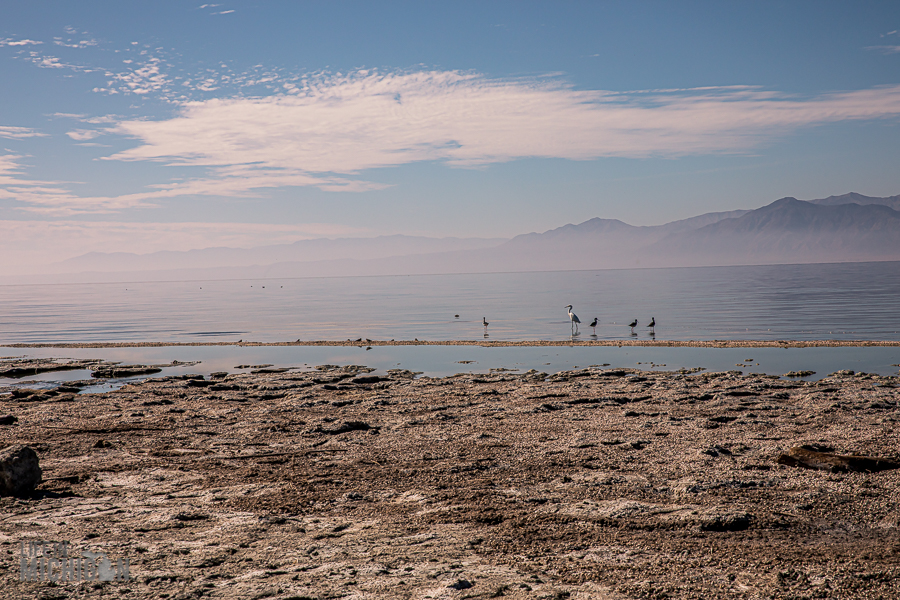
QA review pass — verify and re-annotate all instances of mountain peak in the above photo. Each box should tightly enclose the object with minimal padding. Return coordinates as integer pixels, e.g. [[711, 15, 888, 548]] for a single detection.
[[770, 196, 802, 205]]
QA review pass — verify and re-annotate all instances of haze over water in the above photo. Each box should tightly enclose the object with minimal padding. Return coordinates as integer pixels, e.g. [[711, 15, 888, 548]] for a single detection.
[[1, 261, 898, 344]]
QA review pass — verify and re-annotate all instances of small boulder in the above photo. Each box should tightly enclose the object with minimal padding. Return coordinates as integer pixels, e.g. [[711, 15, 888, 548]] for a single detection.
[[776, 446, 900, 473], [319, 421, 376, 435], [0, 444, 42, 496], [448, 579, 473, 590]]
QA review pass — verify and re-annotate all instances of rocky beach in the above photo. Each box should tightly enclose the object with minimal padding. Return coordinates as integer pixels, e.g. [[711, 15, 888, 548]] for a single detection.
[[2, 352, 899, 599]]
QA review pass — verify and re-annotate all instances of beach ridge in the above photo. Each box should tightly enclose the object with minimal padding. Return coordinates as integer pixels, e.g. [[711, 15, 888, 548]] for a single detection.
[[5, 338, 900, 349]]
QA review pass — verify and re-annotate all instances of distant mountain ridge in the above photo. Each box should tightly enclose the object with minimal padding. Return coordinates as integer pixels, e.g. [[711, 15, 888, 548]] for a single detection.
[[53, 234, 508, 273], [810, 192, 900, 211], [29, 192, 900, 283], [644, 197, 900, 266]]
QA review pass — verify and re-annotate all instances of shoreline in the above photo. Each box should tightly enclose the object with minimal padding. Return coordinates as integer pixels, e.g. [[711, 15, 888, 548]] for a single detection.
[[2, 363, 899, 598], [6, 339, 900, 349]]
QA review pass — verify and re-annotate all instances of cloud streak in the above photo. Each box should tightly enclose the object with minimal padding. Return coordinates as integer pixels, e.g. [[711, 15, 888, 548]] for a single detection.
[[0, 38, 42, 47], [0, 125, 46, 139], [0, 151, 157, 215], [108, 71, 900, 173], [5, 71, 900, 214], [866, 45, 900, 54]]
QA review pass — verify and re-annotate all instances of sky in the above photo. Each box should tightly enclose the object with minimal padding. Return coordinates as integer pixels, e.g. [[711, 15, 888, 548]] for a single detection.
[[1, 1, 899, 274]]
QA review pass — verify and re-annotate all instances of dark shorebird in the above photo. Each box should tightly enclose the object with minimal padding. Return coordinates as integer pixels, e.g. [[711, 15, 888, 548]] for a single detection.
[[589, 317, 598, 334], [565, 305, 581, 334], [628, 319, 638, 334], [647, 317, 656, 334], [483, 317, 489, 330]]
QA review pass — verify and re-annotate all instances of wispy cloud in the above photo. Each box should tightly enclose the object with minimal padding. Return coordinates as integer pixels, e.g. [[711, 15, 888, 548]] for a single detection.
[[24, 50, 89, 71], [1, 154, 381, 216], [866, 45, 900, 54], [107, 57, 167, 95], [0, 38, 42, 47], [2, 32, 299, 101], [868, 30, 900, 54], [107, 71, 900, 174], [0, 151, 150, 215], [197, 3, 233, 15], [53, 38, 99, 49], [65, 129, 101, 141], [0, 125, 46, 139], [6, 71, 900, 215]]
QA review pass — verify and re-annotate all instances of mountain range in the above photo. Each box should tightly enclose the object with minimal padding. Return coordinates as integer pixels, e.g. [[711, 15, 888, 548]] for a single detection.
[[38, 192, 900, 282]]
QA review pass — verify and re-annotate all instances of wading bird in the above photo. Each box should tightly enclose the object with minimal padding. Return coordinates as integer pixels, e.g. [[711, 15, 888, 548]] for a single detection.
[[628, 319, 638, 334], [589, 317, 598, 334], [483, 317, 489, 330], [647, 317, 656, 334], [565, 305, 581, 334]]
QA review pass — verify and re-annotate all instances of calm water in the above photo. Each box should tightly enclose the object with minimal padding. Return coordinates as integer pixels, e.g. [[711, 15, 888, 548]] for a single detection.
[[1, 261, 899, 344], [3, 344, 900, 390], [1, 262, 899, 384]]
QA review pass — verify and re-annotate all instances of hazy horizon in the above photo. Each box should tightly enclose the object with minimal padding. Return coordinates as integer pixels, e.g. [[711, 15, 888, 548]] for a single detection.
[[2, 3, 899, 276], [0, 193, 895, 284]]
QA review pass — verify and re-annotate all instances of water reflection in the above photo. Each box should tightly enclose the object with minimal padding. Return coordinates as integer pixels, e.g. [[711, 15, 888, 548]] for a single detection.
[[2, 344, 899, 389], [1, 261, 899, 343]]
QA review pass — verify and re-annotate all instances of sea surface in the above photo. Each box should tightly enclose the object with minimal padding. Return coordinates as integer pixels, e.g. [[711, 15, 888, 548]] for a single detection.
[[3, 261, 900, 343], [2, 261, 899, 384]]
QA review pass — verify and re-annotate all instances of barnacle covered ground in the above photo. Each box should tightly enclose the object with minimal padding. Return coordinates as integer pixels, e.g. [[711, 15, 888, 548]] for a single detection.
[[2, 360, 899, 599]]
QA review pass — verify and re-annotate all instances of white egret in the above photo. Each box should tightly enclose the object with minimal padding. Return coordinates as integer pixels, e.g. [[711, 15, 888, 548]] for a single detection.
[[565, 305, 581, 333]]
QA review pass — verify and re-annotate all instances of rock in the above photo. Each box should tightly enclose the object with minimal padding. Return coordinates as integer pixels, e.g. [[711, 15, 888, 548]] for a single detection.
[[174, 512, 209, 521], [142, 399, 174, 406], [185, 379, 214, 388], [0, 444, 42, 496], [448, 579, 473, 590], [91, 365, 162, 378], [702, 445, 733, 457], [708, 415, 738, 424], [351, 375, 387, 384], [10, 389, 41, 400], [784, 370, 815, 378], [0, 358, 99, 378], [776, 446, 900, 473], [318, 421, 377, 435], [0, 415, 17, 425], [687, 509, 752, 532], [386, 369, 422, 379], [56, 384, 84, 393]]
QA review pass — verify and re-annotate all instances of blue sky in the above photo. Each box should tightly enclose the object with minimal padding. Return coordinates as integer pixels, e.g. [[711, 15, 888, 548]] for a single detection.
[[1, 1, 899, 272]]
